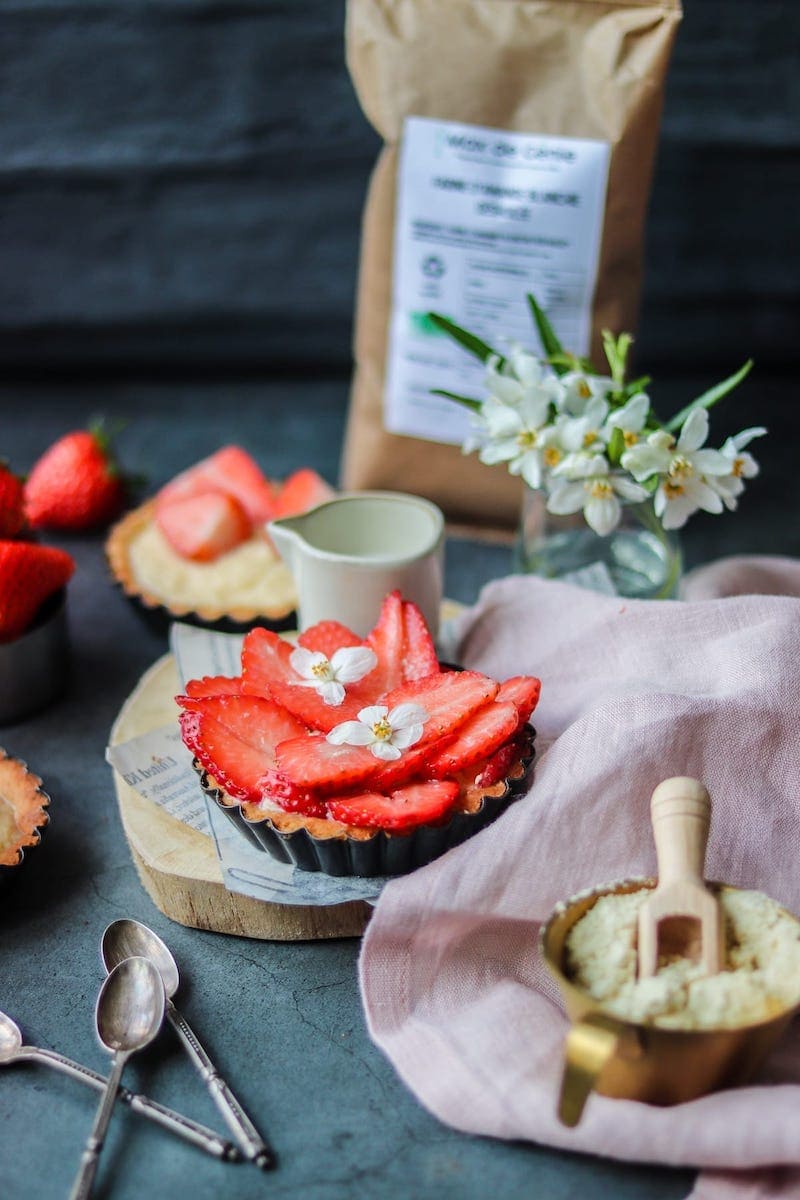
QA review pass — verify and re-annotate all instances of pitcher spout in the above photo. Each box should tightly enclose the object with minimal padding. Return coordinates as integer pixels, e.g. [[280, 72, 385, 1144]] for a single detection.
[[266, 514, 307, 572]]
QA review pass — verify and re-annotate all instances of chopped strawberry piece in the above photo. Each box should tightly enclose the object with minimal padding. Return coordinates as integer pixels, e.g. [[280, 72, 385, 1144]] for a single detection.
[[179, 706, 323, 815], [402, 599, 440, 680], [271, 468, 335, 518], [241, 627, 297, 696], [156, 490, 251, 562], [426, 701, 519, 779], [297, 620, 363, 657], [327, 780, 459, 832], [382, 669, 499, 747], [366, 590, 406, 692], [496, 676, 541, 731], [157, 445, 277, 527], [184, 674, 243, 698]]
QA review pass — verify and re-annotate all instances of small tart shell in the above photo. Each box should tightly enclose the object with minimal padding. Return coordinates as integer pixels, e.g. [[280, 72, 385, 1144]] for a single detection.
[[106, 500, 297, 628], [0, 748, 50, 869]]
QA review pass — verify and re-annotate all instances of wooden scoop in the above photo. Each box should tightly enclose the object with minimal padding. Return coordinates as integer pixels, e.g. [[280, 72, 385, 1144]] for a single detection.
[[637, 777, 724, 979]]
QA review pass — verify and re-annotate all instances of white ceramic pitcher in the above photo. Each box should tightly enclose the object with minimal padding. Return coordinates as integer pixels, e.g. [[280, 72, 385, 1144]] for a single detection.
[[268, 491, 445, 639]]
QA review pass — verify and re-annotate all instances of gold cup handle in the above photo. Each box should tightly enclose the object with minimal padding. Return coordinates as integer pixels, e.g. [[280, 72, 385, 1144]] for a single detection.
[[558, 1012, 627, 1127]]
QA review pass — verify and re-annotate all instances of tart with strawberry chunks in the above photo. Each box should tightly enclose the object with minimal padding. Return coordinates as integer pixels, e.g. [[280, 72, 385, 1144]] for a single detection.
[[106, 447, 334, 632], [178, 592, 539, 876]]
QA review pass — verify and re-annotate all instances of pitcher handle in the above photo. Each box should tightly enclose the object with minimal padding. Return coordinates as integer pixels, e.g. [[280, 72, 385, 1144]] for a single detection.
[[558, 1012, 626, 1127]]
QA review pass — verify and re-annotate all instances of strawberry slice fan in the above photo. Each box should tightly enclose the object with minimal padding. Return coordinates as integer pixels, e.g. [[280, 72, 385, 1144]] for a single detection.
[[178, 592, 539, 877]]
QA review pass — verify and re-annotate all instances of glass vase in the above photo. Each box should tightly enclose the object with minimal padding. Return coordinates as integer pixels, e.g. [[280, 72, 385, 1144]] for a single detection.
[[513, 487, 682, 599]]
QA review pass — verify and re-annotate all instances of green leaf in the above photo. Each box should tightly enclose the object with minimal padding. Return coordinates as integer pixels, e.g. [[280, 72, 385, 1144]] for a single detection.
[[431, 389, 483, 413], [606, 426, 626, 465], [666, 360, 754, 432], [527, 295, 568, 374], [427, 313, 502, 365]]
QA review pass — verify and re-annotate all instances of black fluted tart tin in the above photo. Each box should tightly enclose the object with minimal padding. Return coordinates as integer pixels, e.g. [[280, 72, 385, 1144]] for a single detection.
[[195, 725, 535, 878]]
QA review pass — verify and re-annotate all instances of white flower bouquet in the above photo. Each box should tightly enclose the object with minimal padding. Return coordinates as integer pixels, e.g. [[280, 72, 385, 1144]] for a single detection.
[[430, 297, 763, 536]]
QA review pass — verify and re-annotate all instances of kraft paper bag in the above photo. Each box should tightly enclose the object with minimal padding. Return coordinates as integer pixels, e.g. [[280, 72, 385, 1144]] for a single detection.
[[342, 0, 682, 527]]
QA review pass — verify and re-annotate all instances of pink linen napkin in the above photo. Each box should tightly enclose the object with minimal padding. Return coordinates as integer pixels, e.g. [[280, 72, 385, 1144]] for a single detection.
[[358, 557, 800, 1200]]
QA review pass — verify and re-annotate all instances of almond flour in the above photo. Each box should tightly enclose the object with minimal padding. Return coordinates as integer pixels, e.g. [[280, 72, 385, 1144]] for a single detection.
[[565, 887, 800, 1029]]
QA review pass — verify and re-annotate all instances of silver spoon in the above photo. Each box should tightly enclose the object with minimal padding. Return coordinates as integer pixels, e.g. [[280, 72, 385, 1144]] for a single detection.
[[101, 919, 274, 1170], [0, 1009, 239, 1161], [70, 956, 166, 1200]]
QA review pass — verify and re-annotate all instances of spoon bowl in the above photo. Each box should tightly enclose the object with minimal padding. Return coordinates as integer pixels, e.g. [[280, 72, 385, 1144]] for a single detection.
[[101, 919, 179, 998], [70, 957, 165, 1200], [96, 954, 167, 1053], [0, 1011, 22, 1061]]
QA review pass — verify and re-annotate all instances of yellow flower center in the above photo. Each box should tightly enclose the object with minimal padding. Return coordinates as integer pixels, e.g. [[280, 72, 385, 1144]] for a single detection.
[[372, 717, 393, 741], [668, 455, 693, 481], [578, 380, 592, 399], [664, 480, 685, 498], [544, 446, 562, 468], [582, 431, 599, 449], [517, 429, 537, 449], [623, 430, 639, 447], [587, 479, 613, 499], [732, 457, 745, 478], [311, 661, 333, 680]]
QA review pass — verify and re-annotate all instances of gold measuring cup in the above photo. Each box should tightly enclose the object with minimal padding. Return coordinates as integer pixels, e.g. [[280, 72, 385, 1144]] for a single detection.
[[541, 878, 800, 1127]]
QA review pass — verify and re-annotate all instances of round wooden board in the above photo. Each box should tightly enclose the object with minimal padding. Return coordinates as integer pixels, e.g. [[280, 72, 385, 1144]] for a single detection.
[[109, 655, 371, 941]]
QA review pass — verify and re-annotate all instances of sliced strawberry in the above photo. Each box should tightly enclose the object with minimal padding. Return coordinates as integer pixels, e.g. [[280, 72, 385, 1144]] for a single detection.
[[177, 693, 308, 747], [179, 707, 323, 815], [265, 679, 368, 733], [272, 467, 335, 518], [184, 674, 243, 698], [157, 490, 251, 562], [426, 700, 519, 779], [382, 669, 499, 747], [241, 627, 297, 696], [297, 620, 363, 657], [496, 676, 541, 731], [402, 599, 440, 680], [474, 733, 528, 788], [275, 733, 379, 794], [365, 590, 405, 692], [327, 780, 459, 832], [157, 446, 276, 527]]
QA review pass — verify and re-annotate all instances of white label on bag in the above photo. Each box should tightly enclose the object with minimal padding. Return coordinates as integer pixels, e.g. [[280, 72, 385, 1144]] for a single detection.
[[385, 117, 610, 444]]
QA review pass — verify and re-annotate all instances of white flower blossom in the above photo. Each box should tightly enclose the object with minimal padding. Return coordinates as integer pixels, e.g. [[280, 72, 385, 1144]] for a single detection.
[[289, 645, 377, 706], [484, 349, 565, 410], [707, 427, 767, 511], [604, 392, 650, 450], [475, 397, 563, 489], [547, 454, 649, 536], [326, 703, 429, 761], [550, 397, 611, 480], [558, 370, 615, 416], [621, 408, 730, 530]]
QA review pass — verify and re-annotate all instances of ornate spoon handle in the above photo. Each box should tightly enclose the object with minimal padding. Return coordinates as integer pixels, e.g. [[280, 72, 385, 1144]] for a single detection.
[[23, 1046, 239, 1161], [166, 999, 275, 1170]]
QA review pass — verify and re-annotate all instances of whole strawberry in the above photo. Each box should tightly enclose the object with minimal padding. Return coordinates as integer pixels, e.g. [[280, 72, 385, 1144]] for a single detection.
[[0, 464, 25, 538], [25, 424, 125, 531], [0, 541, 75, 641]]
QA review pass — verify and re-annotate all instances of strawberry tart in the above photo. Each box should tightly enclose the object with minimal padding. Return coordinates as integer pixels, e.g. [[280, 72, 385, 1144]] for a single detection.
[[178, 591, 539, 876], [106, 446, 334, 631]]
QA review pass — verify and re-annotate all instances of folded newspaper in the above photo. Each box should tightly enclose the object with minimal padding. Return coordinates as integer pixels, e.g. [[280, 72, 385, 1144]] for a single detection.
[[106, 623, 386, 907]]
